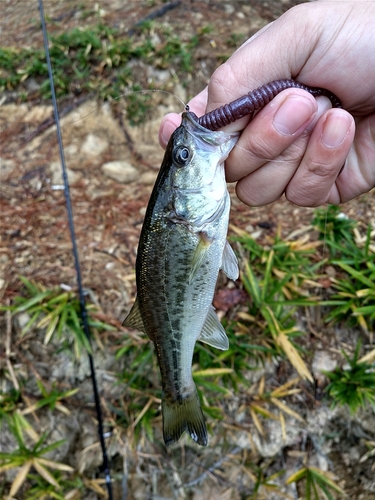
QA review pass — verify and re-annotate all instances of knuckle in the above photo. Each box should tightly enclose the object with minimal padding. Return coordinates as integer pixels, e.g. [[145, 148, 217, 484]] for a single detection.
[[248, 136, 306, 165], [286, 192, 322, 208], [305, 158, 336, 178], [208, 65, 235, 101], [209, 63, 248, 103], [285, 181, 326, 207], [246, 134, 279, 161]]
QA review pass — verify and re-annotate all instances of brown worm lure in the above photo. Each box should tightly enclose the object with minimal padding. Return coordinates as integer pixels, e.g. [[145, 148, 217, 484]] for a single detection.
[[197, 79, 342, 131]]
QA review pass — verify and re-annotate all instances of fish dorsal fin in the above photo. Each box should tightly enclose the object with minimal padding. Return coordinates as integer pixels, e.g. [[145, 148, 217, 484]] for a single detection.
[[198, 306, 229, 351], [221, 241, 239, 281], [123, 297, 146, 334], [189, 232, 213, 284]]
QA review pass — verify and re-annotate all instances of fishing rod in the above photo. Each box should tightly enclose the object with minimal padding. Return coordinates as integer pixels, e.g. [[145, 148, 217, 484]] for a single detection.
[[37, 0, 114, 497]]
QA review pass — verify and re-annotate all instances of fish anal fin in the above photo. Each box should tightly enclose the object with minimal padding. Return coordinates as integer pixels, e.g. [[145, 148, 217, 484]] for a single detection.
[[221, 241, 239, 281], [198, 306, 229, 351], [162, 389, 207, 446], [123, 297, 147, 335], [189, 232, 213, 284]]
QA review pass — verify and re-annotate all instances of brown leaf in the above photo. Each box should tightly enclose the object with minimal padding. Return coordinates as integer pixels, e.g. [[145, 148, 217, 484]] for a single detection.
[[213, 288, 248, 312], [318, 278, 332, 288]]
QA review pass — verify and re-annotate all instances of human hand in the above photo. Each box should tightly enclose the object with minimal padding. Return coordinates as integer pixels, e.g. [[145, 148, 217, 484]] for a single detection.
[[159, 1, 375, 207]]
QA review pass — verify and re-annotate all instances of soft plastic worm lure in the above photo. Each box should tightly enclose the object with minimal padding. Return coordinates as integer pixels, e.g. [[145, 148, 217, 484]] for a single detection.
[[197, 79, 342, 131]]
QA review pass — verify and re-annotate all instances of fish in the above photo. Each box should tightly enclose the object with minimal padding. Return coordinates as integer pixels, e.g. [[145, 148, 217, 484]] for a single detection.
[[123, 111, 239, 446]]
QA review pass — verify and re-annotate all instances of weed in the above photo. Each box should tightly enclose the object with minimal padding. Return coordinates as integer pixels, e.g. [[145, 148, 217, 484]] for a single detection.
[[243, 376, 304, 439], [233, 231, 320, 381], [115, 337, 160, 442], [21, 380, 79, 416], [226, 32, 246, 48], [18, 472, 66, 500], [0, 422, 73, 498], [324, 260, 375, 335], [24, 472, 108, 500], [244, 461, 289, 499], [0, 390, 22, 419], [1, 22, 206, 117], [0, 409, 38, 444], [318, 213, 375, 334], [312, 204, 357, 248], [359, 439, 375, 465], [0, 276, 115, 358], [323, 341, 375, 414], [286, 464, 345, 499], [2, 198, 374, 496], [125, 86, 154, 126]]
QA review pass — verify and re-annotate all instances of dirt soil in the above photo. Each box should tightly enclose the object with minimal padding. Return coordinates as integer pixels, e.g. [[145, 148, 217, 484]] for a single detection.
[[1, 1, 375, 500]]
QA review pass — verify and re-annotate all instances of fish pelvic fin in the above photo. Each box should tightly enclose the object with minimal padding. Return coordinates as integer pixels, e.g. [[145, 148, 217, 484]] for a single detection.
[[199, 305, 229, 350], [162, 389, 208, 446], [122, 297, 147, 334]]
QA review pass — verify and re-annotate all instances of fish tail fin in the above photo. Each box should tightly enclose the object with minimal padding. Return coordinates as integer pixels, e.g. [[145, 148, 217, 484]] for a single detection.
[[162, 389, 208, 446]]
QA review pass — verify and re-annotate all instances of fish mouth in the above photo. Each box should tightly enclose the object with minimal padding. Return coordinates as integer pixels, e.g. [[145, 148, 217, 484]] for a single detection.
[[181, 111, 239, 148]]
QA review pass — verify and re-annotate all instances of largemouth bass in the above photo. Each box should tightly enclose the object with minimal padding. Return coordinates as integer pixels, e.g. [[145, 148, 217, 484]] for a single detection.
[[124, 111, 239, 446]]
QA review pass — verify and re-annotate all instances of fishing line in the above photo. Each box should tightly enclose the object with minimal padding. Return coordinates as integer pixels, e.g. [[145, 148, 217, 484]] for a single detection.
[[37, 0, 114, 497]]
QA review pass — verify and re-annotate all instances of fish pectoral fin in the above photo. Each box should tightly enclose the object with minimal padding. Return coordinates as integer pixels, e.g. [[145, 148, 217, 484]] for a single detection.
[[188, 232, 213, 284], [221, 240, 239, 281], [198, 306, 229, 351], [122, 297, 146, 334]]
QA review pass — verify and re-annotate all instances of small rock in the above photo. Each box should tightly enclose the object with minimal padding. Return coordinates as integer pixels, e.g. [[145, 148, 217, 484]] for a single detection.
[[317, 452, 329, 471], [325, 265, 336, 278], [64, 143, 78, 157], [16, 312, 31, 330], [147, 65, 170, 83], [23, 105, 53, 123], [139, 171, 157, 185], [251, 416, 301, 457], [139, 206, 147, 217], [25, 77, 40, 93], [101, 160, 138, 183], [81, 134, 108, 155], [0, 253, 9, 263], [224, 4, 235, 14], [0, 157, 15, 180], [49, 161, 81, 185], [312, 350, 337, 383]]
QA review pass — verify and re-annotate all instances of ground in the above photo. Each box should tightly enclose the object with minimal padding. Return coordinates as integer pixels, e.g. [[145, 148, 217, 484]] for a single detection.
[[1, 1, 375, 499]]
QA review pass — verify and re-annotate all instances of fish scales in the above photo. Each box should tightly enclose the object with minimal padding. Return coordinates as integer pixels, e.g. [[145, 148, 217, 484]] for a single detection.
[[124, 112, 239, 446]]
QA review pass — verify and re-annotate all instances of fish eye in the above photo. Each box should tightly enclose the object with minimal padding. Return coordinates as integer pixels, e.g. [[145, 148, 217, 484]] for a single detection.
[[173, 146, 191, 166]]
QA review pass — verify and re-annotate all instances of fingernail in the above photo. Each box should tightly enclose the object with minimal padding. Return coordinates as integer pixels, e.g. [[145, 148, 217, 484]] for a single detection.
[[273, 95, 316, 135], [321, 112, 352, 148]]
